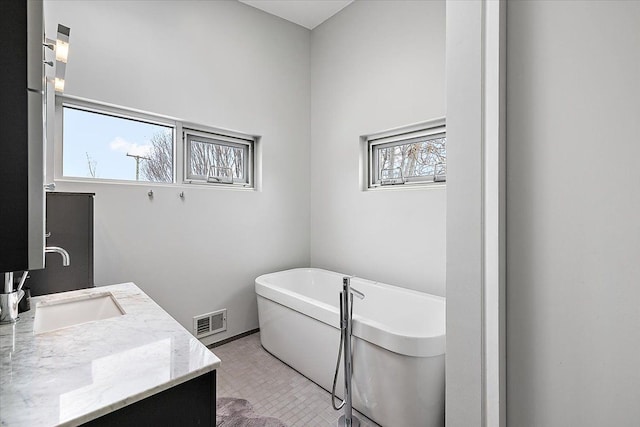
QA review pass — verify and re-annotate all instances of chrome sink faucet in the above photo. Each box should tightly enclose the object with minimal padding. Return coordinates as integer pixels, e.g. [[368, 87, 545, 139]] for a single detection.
[[1, 272, 29, 324], [0, 246, 70, 324], [45, 246, 70, 266]]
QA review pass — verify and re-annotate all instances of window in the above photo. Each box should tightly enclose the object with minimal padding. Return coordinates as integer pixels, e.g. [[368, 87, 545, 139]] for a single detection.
[[58, 97, 258, 189], [367, 120, 446, 188], [185, 130, 253, 187], [62, 105, 175, 183]]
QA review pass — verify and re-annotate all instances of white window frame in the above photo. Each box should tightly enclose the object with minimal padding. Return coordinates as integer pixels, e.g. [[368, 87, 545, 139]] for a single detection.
[[55, 96, 178, 184], [183, 128, 254, 188], [54, 95, 258, 190], [364, 118, 446, 189]]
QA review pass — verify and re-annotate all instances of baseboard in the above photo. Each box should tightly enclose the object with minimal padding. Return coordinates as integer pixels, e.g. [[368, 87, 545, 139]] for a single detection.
[[208, 328, 259, 348]]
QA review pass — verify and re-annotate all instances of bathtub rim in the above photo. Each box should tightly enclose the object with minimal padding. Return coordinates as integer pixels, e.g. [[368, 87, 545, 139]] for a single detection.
[[255, 267, 445, 358]]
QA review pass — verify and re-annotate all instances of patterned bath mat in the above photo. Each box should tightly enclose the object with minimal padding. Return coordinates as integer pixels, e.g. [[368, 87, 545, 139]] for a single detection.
[[216, 397, 288, 427]]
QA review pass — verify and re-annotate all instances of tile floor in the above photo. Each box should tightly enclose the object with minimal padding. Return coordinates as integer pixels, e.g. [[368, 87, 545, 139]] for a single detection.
[[212, 332, 380, 427]]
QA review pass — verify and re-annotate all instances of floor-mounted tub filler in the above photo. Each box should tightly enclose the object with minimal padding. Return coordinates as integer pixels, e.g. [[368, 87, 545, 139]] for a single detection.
[[331, 275, 366, 427], [255, 268, 445, 427]]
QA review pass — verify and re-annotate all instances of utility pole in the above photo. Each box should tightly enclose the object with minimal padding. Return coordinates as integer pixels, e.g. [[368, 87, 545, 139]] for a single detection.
[[126, 153, 151, 181]]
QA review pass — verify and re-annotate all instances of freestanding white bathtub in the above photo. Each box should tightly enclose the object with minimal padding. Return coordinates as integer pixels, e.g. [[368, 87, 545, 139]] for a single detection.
[[255, 268, 445, 427]]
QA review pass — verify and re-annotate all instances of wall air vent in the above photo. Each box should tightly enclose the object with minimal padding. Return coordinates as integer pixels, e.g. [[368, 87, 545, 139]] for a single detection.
[[193, 309, 227, 339]]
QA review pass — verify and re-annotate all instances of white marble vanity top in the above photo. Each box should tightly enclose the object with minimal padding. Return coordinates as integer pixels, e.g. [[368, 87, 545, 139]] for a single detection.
[[0, 282, 221, 426]]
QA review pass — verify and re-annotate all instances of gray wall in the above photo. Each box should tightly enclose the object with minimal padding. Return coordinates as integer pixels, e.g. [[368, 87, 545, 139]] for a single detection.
[[43, 0, 447, 346], [44, 0, 311, 344], [507, 1, 640, 425], [309, 0, 446, 296]]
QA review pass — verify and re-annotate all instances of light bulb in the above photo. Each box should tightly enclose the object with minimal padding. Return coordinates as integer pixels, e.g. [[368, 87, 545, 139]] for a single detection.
[[54, 77, 65, 92], [55, 40, 69, 63]]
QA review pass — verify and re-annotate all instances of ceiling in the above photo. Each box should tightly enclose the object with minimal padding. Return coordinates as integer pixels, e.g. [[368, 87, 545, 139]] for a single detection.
[[238, 0, 354, 30]]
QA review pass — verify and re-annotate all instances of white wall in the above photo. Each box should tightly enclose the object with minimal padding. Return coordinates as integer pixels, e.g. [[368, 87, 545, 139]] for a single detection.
[[44, 0, 311, 344], [507, 1, 640, 425], [309, 0, 446, 296], [444, 1, 486, 424]]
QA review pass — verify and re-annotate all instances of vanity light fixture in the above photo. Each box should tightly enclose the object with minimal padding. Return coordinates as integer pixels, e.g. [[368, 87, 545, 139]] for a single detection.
[[55, 25, 70, 63], [53, 24, 70, 93]]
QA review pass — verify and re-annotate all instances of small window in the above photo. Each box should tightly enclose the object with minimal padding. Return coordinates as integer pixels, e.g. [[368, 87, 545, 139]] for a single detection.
[[185, 130, 254, 187], [62, 106, 174, 183], [367, 121, 446, 188]]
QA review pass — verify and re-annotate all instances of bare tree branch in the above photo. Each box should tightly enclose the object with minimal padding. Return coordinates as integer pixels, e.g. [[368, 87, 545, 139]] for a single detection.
[[86, 152, 97, 178], [378, 137, 446, 180], [141, 131, 173, 182]]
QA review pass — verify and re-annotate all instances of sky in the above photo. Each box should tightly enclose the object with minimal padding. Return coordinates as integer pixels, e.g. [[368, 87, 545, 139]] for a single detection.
[[63, 107, 173, 182]]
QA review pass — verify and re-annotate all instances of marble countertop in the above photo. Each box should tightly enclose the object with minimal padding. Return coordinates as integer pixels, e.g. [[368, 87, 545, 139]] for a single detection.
[[0, 283, 221, 426]]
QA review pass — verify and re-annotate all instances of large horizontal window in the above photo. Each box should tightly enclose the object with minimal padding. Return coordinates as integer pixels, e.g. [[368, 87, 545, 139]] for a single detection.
[[62, 106, 175, 182], [58, 97, 258, 188], [367, 120, 446, 188]]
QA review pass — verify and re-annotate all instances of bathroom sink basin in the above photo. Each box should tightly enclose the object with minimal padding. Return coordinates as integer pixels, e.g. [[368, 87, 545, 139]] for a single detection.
[[34, 292, 125, 334]]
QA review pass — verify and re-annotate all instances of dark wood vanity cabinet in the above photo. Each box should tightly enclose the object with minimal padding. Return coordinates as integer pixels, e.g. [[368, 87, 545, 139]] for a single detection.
[[0, 0, 29, 272], [0, 0, 45, 273], [28, 192, 94, 296], [82, 371, 216, 427]]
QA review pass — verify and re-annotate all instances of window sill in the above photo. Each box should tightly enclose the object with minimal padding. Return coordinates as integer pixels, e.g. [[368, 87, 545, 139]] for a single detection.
[[364, 182, 446, 192], [53, 177, 257, 192]]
